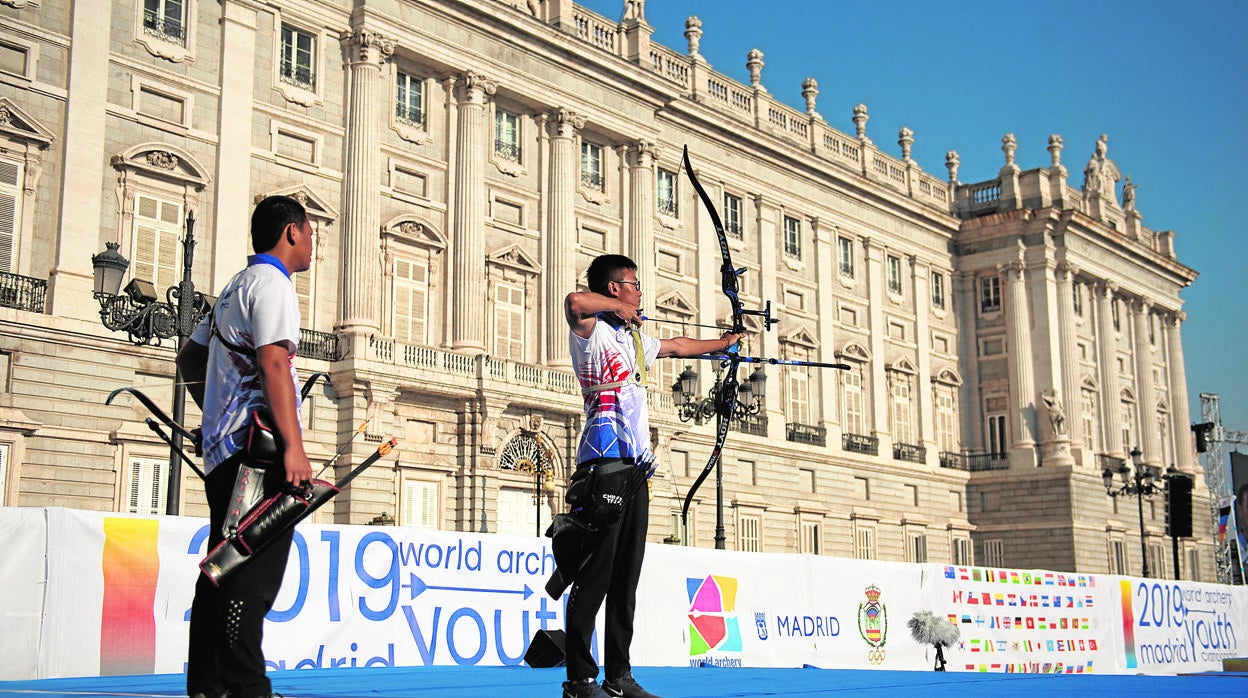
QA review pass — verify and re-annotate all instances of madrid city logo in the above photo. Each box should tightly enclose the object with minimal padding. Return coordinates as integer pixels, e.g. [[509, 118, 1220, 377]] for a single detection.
[[687, 575, 744, 667], [857, 584, 888, 665]]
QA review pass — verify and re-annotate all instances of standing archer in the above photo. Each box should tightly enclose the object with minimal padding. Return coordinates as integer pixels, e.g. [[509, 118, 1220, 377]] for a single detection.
[[558, 254, 740, 698]]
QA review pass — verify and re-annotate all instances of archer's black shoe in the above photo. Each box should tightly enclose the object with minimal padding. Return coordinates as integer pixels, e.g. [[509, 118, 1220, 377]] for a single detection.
[[561, 678, 609, 698], [602, 673, 661, 698]]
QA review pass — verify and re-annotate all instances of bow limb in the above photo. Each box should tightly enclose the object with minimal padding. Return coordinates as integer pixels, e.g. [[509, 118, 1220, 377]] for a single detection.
[[107, 386, 199, 443]]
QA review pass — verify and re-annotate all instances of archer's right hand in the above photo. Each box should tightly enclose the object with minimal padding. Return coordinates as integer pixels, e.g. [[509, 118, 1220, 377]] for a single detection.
[[283, 446, 314, 487], [614, 301, 642, 328]]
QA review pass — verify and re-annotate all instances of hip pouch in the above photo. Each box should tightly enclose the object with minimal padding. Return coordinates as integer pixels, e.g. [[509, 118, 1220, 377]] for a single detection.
[[565, 459, 635, 529], [245, 407, 283, 465]]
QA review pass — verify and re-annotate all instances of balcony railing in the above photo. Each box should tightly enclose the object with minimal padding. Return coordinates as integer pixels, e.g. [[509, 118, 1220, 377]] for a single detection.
[[580, 170, 604, 191], [143, 10, 187, 45], [657, 198, 678, 217], [494, 141, 521, 162], [843, 432, 878, 455], [786, 422, 826, 446], [939, 451, 1010, 471], [1097, 453, 1126, 473], [733, 413, 768, 437], [299, 328, 342, 361], [0, 272, 47, 314], [893, 442, 927, 464]]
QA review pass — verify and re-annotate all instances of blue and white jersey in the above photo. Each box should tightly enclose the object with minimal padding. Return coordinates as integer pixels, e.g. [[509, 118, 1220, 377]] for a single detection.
[[569, 319, 660, 470], [189, 256, 301, 474]]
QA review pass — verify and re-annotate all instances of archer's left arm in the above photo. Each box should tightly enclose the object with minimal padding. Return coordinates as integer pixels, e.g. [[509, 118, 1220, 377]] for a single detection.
[[658, 332, 742, 359]]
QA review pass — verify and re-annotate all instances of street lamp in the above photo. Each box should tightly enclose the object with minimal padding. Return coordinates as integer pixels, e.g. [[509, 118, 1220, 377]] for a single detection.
[[1102, 446, 1166, 577], [517, 428, 556, 537], [92, 213, 210, 515], [671, 365, 767, 550]]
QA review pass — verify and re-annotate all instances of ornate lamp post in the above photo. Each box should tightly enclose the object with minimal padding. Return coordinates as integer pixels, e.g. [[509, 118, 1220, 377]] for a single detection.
[[92, 213, 210, 515], [517, 427, 556, 537], [1102, 446, 1170, 577], [671, 365, 767, 549]]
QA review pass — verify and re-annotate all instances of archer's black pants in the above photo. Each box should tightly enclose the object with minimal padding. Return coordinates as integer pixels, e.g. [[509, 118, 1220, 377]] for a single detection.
[[564, 461, 650, 682], [187, 453, 294, 698]]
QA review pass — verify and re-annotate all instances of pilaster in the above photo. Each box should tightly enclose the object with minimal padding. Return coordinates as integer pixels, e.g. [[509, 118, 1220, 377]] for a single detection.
[[544, 109, 583, 365], [1165, 312, 1195, 469], [450, 72, 497, 351], [1001, 260, 1036, 453], [864, 238, 888, 448], [338, 30, 395, 334], [1094, 283, 1123, 457], [50, 0, 113, 318], [910, 256, 935, 462], [212, 0, 259, 292], [954, 272, 983, 451], [1052, 262, 1080, 464], [1131, 299, 1161, 465], [626, 140, 657, 320]]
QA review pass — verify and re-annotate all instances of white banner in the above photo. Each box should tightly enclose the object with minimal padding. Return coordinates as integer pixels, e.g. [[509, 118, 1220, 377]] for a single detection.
[[2, 507, 1244, 680]]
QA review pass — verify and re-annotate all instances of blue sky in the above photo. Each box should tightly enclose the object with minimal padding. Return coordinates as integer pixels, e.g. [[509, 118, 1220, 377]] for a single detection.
[[579, 0, 1248, 430]]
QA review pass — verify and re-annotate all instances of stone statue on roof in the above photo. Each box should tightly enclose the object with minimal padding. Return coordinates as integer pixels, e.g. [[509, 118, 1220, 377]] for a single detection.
[[1081, 133, 1122, 204]]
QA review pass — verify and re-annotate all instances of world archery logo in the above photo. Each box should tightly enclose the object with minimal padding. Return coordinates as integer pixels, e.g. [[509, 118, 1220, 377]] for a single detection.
[[856, 584, 888, 665], [687, 575, 744, 664]]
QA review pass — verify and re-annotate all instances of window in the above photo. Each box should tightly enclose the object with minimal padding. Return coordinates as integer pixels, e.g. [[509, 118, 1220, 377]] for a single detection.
[[982, 539, 1004, 568], [904, 484, 919, 506], [931, 271, 945, 309], [1121, 402, 1134, 452], [980, 276, 1001, 313], [395, 71, 425, 127], [0, 442, 8, 506], [402, 479, 439, 529], [131, 194, 182, 292], [143, 0, 187, 45], [654, 322, 682, 398], [1073, 282, 1083, 316], [0, 157, 22, 273], [494, 109, 521, 162], [800, 467, 816, 493], [0, 42, 28, 78], [890, 373, 912, 444], [783, 216, 801, 259], [492, 282, 524, 360], [1187, 549, 1200, 582], [886, 255, 902, 294], [800, 521, 820, 555], [1109, 539, 1127, 575], [842, 366, 865, 435], [986, 412, 1007, 455], [854, 524, 875, 560], [1112, 298, 1121, 331], [738, 513, 760, 553], [279, 24, 316, 90], [126, 456, 166, 515], [656, 168, 677, 216], [1149, 543, 1165, 579], [393, 258, 429, 345], [293, 223, 317, 325], [906, 532, 928, 563], [671, 449, 689, 478], [740, 459, 757, 487], [854, 476, 870, 501], [952, 537, 972, 565], [786, 363, 811, 426], [935, 388, 957, 454], [137, 85, 186, 125], [1081, 389, 1099, 451], [392, 167, 427, 198], [580, 141, 604, 190], [723, 193, 743, 239], [837, 236, 855, 277], [667, 511, 684, 544]]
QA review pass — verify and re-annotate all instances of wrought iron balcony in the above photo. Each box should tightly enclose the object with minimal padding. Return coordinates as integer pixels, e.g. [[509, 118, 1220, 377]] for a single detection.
[[143, 10, 187, 45], [893, 442, 926, 464], [939, 451, 964, 470], [395, 104, 425, 127], [580, 169, 604, 191], [786, 422, 826, 446], [494, 141, 521, 162], [843, 432, 878, 455], [725, 221, 744, 240], [938, 451, 1009, 471], [278, 62, 315, 91], [299, 328, 342, 362], [732, 412, 768, 436], [1097, 453, 1126, 474], [0, 272, 47, 314], [657, 198, 678, 217]]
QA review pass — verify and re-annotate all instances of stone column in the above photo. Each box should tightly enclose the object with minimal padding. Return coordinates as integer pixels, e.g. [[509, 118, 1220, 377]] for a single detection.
[[1094, 283, 1123, 457], [1001, 261, 1036, 450], [1165, 312, 1195, 469], [450, 73, 496, 351], [50, 0, 113, 318], [864, 238, 887, 447], [813, 218, 840, 441], [338, 30, 395, 334], [1131, 299, 1161, 465], [1051, 262, 1080, 464], [954, 272, 983, 451], [626, 140, 657, 315], [212, 0, 259, 291], [911, 256, 934, 462], [544, 109, 583, 364]]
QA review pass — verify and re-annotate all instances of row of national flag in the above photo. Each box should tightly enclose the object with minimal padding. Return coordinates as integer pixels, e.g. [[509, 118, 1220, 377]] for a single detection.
[[944, 565, 1095, 587], [964, 662, 1093, 673], [965, 637, 1098, 653], [950, 613, 1092, 631]]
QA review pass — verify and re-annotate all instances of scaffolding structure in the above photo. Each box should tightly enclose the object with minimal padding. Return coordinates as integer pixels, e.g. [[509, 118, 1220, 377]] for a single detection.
[[1197, 392, 1248, 584]]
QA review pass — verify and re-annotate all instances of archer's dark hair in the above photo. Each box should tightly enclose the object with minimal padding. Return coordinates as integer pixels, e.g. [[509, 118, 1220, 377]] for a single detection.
[[250, 195, 308, 254], [586, 254, 637, 294]]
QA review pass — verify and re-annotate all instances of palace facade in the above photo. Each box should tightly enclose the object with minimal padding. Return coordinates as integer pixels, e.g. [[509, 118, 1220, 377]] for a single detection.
[[0, 0, 1209, 578]]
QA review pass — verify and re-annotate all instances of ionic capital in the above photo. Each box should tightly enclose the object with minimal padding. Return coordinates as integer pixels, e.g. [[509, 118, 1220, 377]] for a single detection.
[[343, 30, 395, 66]]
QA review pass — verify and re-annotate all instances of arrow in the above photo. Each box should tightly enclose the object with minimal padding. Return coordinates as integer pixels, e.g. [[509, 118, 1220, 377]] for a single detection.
[[403, 573, 534, 601]]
